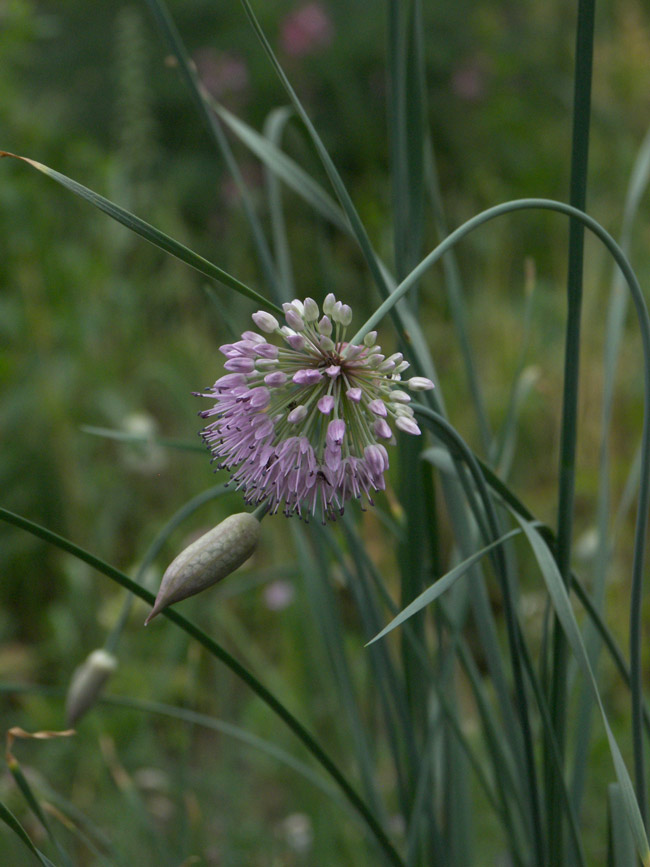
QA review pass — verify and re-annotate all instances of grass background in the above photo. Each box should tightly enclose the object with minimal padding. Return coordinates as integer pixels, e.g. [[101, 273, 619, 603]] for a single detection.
[[2, 0, 650, 863]]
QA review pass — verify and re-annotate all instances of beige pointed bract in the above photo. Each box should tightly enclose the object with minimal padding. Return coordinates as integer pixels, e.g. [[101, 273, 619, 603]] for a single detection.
[[145, 512, 261, 624]]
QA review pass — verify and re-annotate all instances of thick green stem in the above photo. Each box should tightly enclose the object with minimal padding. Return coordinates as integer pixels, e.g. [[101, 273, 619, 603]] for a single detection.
[[548, 1, 596, 859]]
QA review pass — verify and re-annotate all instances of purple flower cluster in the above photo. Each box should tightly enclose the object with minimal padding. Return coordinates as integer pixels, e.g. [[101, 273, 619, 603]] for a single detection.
[[196, 295, 434, 522]]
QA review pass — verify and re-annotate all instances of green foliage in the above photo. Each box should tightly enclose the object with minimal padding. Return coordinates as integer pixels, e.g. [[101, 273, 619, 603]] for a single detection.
[[2, 0, 650, 864]]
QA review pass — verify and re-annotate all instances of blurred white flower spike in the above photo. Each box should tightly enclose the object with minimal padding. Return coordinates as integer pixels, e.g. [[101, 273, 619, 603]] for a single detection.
[[196, 294, 434, 523], [145, 512, 261, 624]]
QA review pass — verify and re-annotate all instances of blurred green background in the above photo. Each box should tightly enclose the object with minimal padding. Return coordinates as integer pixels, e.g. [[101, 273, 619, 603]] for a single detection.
[[2, 0, 650, 863]]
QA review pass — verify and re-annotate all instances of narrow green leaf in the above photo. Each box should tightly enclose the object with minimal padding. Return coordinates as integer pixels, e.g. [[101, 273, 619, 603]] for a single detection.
[[0, 801, 58, 867], [571, 123, 650, 820], [0, 152, 280, 314], [368, 528, 522, 645], [263, 106, 295, 297], [8, 764, 73, 867], [80, 425, 204, 453], [548, 5, 596, 854], [349, 197, 648, 347], [292, 524, 388, 823], [142, 0, 281, 301], [4, 770, 116, 867], [236, 0, 391, 301], [214, 103, 349, 234], [515, 515, 650, 864], [609, 783, 638, 866], [333, 519, 417, 817], [424, 136, 491, 451], [339, 520, 509, 855]]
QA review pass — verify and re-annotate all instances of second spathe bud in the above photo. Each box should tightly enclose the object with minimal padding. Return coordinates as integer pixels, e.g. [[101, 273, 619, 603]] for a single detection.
[[145, 512, 261, 624], [66, 648, 118, 726]]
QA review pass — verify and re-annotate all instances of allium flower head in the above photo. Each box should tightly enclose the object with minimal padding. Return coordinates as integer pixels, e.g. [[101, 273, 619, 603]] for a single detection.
[[196, 295, 434, 522]]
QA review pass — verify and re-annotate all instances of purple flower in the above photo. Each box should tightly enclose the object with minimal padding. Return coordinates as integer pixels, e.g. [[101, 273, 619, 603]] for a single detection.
[[196, 296, 434, 522]]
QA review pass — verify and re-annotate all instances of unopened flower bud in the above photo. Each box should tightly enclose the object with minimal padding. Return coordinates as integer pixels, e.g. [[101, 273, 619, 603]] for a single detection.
[[254, 357, 278, 371], [406, 376, 435, 391], [65, 649, 117, 726], [339, 304, 352, 326], [284, 308, 305, 331], [252, 311, 279, 333], [303, 297, 319, 321], [395, 416, 421, 435], [322, 293, 336, 315], [288, 405, 308, 423], [363, 331, 377, 347], [287, 333, 306, 350], [317, 315, 332, 336], [145, 513, 261, 624]]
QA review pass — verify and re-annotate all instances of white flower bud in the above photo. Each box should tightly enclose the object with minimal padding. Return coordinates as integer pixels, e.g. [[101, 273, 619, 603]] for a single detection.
[[303, 297, 319, 321], [254, 357, 278, 370], [289, 299, 305, 315], [406, 376, 435, 391], [287, 405, 308, 424], [395, 416, 421, 435], [322, 293, 336, 315], [285, 309, 305, 331], [339, 304, 352, 326], [65, 649, 117, 726], [363, 331, 377, 347], [317, 315, 332, 336], [145, 513, 261, 624], [252, 311, 279, 333]]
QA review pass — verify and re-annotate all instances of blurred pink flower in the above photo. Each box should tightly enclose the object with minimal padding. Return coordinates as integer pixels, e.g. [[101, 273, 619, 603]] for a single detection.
[[264, 580, 295, 611], [451, 58, 487, 102], [193, 48, 249, 101], [280, 3, 334, 57]]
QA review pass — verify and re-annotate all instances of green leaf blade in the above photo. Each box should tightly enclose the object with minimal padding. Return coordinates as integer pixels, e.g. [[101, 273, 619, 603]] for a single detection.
[[0, 152, 280, 314]]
